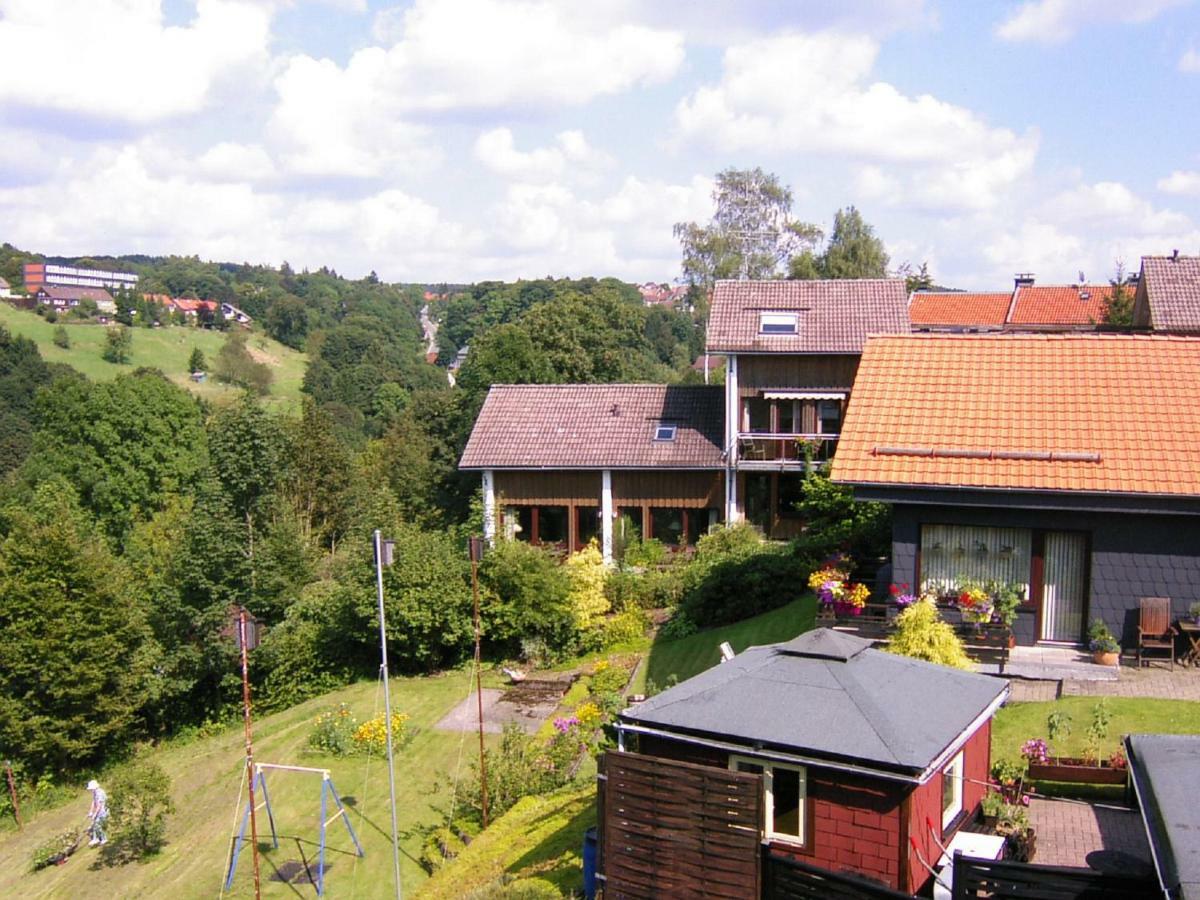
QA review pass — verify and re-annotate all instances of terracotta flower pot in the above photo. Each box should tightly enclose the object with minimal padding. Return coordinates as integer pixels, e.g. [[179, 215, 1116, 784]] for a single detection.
[[1092, 650, 1119, 666]]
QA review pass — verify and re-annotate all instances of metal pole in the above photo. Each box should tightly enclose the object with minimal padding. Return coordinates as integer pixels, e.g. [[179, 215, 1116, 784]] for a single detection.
[[469, 537, 489, 827], [239, 610, 261, 900], [4, 761, 21, 829], [375, 529, 403, 900]]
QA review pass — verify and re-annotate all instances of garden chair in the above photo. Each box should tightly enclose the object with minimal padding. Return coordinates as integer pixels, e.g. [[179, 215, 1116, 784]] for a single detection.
[[1137, 597, 1176, 670]]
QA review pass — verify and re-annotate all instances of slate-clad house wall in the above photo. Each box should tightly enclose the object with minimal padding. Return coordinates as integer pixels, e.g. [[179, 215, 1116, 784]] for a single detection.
[[891, 504, 1200, 646]]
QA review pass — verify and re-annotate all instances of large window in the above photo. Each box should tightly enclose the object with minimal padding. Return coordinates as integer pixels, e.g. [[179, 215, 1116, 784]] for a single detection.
[[941, 751, 964, 829], [731, 757, 807, 845], [576, 506, 599, 549], [920, 524, 1031, 597], [650, 508, 685, 546]]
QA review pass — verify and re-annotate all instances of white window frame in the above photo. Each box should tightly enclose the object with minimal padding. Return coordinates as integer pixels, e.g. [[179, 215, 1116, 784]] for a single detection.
[[730, 755, 807, 846], [759, 312, 798, 335], [653, 424, 677, 442], [941, 750, 964, 830]]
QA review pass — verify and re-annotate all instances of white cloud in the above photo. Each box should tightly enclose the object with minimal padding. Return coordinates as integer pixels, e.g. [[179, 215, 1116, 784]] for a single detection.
[[196, 142, 276, 182], [270, 0, 682, 176], [673, 31, 1038, 211], [1045, 181, 1192, 234], [1159, 170, 1200, 196], [473, 128, 611, 181], [995, 0, 1190, 44], [0, 0, 272, 124], [1180, 47, 1200, 72]]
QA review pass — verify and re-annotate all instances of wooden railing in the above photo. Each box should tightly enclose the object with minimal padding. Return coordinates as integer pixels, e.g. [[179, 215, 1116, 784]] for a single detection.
[[737, 433, 838, 464]]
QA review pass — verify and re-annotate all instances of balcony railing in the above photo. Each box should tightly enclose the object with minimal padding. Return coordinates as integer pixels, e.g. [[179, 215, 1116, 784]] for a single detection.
[[736, 432, 838, 466]]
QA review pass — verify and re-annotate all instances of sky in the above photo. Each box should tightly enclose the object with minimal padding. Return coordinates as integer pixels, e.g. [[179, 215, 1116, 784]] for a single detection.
[[2, 0, 1200, 289]]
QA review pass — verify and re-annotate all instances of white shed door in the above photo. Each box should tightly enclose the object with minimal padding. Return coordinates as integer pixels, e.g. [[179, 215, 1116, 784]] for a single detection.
[[1041, 532, 1087, 642]]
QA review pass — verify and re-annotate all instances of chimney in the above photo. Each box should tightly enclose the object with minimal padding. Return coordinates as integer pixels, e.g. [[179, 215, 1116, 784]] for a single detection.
[[1172, 249, 1180, 262], [1014, 273, 1035, 288]]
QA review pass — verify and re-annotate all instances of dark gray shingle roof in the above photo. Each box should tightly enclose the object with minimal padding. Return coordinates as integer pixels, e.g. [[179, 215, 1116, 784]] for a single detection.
[[1126, 733, 1200, 900], [622, 628, 1007, 775], [459, 384, 725, 470], [706, 279, 910, 354]]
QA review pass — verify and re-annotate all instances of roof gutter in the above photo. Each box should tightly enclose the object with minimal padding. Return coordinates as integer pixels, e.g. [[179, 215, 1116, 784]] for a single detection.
[[615, 721, 923, 784], [918, 684, 1010, 784], [836, 480, 1200, 509]]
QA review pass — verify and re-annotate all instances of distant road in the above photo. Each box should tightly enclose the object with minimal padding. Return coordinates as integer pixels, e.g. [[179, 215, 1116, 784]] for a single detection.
[[420, 303, 438, 358]]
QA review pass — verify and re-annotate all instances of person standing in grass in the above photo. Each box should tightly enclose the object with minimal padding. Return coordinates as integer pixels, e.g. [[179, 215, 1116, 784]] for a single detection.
[[86, 779, 108, 846]]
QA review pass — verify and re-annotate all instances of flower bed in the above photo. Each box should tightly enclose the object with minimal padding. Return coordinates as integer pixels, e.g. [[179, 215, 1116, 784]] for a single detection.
[[1026, 758, 1127, 785]]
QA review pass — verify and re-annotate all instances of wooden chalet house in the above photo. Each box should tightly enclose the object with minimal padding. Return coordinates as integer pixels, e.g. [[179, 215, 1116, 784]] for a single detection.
[[458, 384, 725, 561], [706, 279, 910, 538], [832, 333, 1200, 647], [601, 629, 1008, 896]]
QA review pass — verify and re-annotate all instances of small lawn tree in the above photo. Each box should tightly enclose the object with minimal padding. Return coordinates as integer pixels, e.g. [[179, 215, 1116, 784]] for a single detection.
[[885, 598, 973, 670], [52, 325, 69, 349], [188, 346, 206, 373], [102, 326, 132, 364], [100, 761, 175, 863]]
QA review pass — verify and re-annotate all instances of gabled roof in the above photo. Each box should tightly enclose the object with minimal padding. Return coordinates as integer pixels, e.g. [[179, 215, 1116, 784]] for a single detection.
[[1009, 284, 1109, 325], [459, 384, 725, 470], [706, 279, 909, 354], [831, 334, 1200, 498], [1126, 734, 1200, 900], [36, 285, 114, 303], [621, 628, 1007, 777], [1140, 255, 1200, 332], [909, 291, 1011, 328]]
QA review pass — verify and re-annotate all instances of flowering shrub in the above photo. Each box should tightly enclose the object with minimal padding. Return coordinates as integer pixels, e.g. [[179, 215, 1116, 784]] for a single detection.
[[574, 701, 602, 729], [1020, 738, 1049, 764], [352, 712, 412, 755], [552, 715, 579, 734], [309, 704, 357, 756], [890, 583, 917, 608]]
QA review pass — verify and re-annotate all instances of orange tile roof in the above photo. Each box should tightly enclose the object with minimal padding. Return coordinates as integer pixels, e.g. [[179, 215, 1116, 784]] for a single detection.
[[909, 291, 1011, 327], [831, 334, 1200, 497], [1008, 284, 1111, 325]]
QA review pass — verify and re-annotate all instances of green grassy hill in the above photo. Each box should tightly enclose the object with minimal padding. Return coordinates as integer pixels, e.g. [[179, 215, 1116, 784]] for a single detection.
[[0, 304, 307, 413], [0, 670, 497, 899]]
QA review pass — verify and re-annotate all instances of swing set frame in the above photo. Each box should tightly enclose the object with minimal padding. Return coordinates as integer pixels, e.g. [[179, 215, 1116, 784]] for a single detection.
[[224, 763, 364, 897]]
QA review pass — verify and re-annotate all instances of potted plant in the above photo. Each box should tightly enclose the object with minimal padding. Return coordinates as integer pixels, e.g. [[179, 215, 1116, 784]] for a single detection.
[[980, 790, 1005, 829], [1088, 618, 1121, 666], [997, 804, 1036, 862], [1190, 601, 1200, 625], [989, 581, 1023, 647], [990, 758, 1027, 803]]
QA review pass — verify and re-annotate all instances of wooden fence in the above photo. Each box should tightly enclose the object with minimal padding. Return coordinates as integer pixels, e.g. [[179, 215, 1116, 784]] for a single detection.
[[764, 852, 913, 900], [951, 853, 1157, 899], [599, 751, 763, 899]]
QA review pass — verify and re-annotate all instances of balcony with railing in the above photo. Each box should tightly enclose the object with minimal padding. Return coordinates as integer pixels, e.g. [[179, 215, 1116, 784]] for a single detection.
[[735, 432, 838, 469]]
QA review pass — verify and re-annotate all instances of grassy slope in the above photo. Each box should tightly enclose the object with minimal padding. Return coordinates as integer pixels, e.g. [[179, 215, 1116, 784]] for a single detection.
[[992, 696, 1200, 763], [415, 786, 595, 900], [0, 668, 500, 899], [634, 594, 817, 693], [0, 304, 307, 413]]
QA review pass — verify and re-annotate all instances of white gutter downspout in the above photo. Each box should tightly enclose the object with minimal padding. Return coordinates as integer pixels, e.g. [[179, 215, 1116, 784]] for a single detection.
[[482, 469, 496, 544], [601, 469, 613, 564]]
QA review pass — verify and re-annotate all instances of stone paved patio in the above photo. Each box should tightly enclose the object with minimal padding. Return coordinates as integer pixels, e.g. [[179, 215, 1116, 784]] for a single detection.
[[1006, 654, 1200, 702], [1027, 797, 1152, 872]]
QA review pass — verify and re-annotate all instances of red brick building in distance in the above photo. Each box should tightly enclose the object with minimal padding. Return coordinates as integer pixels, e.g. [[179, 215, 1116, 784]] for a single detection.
[[604, 629, 1008, 895]]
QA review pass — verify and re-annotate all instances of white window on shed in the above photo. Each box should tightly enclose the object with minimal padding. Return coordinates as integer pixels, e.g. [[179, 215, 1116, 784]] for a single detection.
[[730, 756, 807, 845], [759, 312, 799, 334]]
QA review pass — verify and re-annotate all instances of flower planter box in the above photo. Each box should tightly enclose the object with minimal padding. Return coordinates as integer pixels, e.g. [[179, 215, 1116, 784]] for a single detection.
[[1027, 757, 1127, 785]]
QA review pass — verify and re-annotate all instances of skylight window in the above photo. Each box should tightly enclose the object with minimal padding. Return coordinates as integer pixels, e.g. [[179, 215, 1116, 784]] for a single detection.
[[759, 312, 798, 334], [654, 424, 677, 442]]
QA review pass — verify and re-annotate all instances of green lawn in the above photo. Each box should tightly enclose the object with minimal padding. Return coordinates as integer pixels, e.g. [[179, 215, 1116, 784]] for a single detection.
[[992, 696, 1200, 764], [0, 304, 307, 413], [0, 668, 502, 899], [633, 594, 817, 693]]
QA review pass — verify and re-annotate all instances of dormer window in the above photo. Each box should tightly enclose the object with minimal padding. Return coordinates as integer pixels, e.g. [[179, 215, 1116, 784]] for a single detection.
[[759, 312, 798, 334], [654, 424, 677, 442]]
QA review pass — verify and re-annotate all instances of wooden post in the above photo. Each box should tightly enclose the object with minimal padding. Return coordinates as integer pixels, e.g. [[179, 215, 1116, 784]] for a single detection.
[[4, 761, 21, 829], [469, 536, 490, 828], [239, 611, 262, 900]]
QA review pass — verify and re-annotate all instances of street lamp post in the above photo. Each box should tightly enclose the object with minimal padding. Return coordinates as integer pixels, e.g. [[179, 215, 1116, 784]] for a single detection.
[[374, 530, 403, 900]]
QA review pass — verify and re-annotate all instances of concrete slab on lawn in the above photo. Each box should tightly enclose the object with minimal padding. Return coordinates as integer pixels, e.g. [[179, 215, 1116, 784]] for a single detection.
[[435, 687, 562, 735]]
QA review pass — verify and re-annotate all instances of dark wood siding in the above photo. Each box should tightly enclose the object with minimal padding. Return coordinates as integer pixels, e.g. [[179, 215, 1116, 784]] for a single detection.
[[494, 471, 599, 504], [612, 471, 723, 507], [737, 354, 859, 400]]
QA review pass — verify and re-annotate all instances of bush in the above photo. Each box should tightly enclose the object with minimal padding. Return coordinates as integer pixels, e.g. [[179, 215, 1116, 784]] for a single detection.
[[466, 877, 563, 900], [213, 331, 272, 395], [657, 610, 698, 641], [463, 724, 566, 825], [885, 599, 973, 670], [565, 542, 609, 629], [101, 762, 175, 863], [680, 528, 810, 627], [101, 326, 132, 364], [604, 567, 682, 611], [622, 538, 668, 568], [480, 540, 575, 657], [30, 828, 81, 871], [589, 659, 631, 696], [52, 325, 69, 349], [308, 704, 357, 756], [595, 607, 648, 648]]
